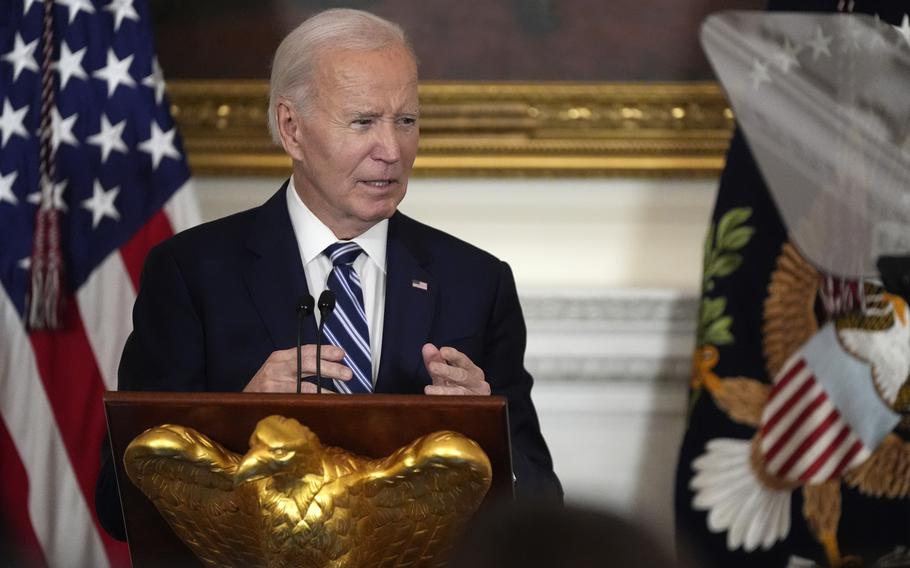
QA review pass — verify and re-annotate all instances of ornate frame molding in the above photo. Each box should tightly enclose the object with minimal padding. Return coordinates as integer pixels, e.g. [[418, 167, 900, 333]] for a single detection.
[[169, 81, 732, 177]]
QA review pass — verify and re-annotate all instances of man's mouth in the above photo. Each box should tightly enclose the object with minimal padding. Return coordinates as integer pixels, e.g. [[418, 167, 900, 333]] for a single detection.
[[359, 179, 398, 188]]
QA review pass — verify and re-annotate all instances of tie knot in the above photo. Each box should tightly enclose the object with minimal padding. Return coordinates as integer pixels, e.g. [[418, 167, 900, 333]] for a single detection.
[[324, 242, 363, 266]]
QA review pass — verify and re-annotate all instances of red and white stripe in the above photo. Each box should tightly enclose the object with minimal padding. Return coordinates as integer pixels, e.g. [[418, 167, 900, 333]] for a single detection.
[[759, 356, 870, 484], [0, 181, 199, 567]]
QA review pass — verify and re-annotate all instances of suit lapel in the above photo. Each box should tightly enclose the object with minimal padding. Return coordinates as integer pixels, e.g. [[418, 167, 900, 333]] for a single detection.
[[376, 213, 437, 393], [242, 184, 317, 350]]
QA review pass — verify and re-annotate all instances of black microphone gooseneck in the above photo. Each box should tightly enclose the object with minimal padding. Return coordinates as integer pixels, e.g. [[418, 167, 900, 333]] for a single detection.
[[295, 295, 315, 394], [315, 290, 336, 394]]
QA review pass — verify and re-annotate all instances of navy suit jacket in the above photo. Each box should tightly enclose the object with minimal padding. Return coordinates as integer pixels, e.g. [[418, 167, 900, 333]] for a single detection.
[[95, 185, 561, 539]]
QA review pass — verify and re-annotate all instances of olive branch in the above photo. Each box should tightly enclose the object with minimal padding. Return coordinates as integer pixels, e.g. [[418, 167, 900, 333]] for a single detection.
[[697, 207, 754, 346]]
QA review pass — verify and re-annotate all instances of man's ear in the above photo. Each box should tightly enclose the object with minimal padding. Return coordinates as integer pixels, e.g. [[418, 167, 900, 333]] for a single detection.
[[276, 99, 305, 161]]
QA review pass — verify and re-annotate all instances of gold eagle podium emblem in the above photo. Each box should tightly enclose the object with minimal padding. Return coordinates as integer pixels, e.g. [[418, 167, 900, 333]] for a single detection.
[[123, 415, 492, 567]]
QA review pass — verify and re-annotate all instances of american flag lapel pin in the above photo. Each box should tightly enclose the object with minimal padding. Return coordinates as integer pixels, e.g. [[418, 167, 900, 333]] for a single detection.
[[411, 279, 428, 291]]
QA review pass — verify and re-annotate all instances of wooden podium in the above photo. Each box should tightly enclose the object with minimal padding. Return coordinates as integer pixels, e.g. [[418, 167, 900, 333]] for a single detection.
[[104, 391, 515, 567]]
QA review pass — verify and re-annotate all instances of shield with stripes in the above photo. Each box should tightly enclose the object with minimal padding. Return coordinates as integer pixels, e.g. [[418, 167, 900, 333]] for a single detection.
[[758, 324, 900, 484]]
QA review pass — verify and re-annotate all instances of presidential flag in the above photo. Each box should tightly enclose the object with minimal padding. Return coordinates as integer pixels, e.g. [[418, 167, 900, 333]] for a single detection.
[[675, 2, 910, 566], [0, 0, 199, 565]]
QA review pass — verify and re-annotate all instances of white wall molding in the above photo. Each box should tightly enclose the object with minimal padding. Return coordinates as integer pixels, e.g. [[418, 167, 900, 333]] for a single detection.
[[522, 290, 698, 385], [522, 294, 699, 329], [527, 355, 694, 384]]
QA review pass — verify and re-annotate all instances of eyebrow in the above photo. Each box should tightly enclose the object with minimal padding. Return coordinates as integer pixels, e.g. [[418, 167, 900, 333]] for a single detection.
[[347, 109, 420, 119]]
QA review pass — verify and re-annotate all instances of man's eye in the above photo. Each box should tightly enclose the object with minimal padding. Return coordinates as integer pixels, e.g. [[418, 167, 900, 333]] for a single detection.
[[400, 117, 417, 126], [352, 118, 373, 126]]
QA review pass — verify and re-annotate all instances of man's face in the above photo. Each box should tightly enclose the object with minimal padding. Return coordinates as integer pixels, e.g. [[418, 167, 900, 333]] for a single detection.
[[280, 44, 419, 239]]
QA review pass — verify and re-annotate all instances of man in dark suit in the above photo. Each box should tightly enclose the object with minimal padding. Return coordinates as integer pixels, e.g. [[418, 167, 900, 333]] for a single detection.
[[96, 8, 560, 539]]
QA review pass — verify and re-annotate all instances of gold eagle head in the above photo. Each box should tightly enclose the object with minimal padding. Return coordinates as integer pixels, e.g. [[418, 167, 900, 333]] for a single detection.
[[235, 416, 322, 484]]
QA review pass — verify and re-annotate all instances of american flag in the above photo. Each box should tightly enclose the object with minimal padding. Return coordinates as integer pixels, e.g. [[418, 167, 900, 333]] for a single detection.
[[0, 0, 198, 566]]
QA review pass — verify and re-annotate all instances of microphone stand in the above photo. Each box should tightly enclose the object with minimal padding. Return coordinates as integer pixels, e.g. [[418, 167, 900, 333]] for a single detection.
[[295, 295, 314, 394], [315, 290, 336, 394]]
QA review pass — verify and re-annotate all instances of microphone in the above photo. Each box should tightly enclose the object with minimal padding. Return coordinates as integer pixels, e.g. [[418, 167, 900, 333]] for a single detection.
[[296, 295, 315, 394], [315, 290, 336, 394]]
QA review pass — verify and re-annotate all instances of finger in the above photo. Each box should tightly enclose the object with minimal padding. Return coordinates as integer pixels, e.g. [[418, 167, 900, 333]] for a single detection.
[[268, 345, 346, 364], [428, 382, 490, 396], [439, 346, 479, 371], [302, 357, 353, 381], [423, 343, 450, 386], [427, 361, 469, 385], [301, 344, 346, 361], [320, 361, 353, 381], [268, 355, 351, 385], [422, 343, 445, 367], [424, 385, 469, 396]]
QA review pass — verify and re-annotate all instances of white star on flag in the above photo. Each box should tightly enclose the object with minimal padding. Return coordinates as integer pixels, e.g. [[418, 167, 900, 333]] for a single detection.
[[0, 99, 28, 148], [17, 256, 30, 270], [141, 58, 166, 105], [750, 59, 771, 89], [2, 33, 39, 82], [56, 0, 96, 24], [0, 170, 18, 206], [81, 181, 121, 229], [53, 42, 88, 90], [807, 25, 832, 60], [92, 49, 136, 97], [51, 107, 79, 151], [897, 15, 910, 48], [138, 121, 180, 169], [27, 180, 68, 212], [87, 114, 128, 163], [104, 0, 140, 31], [774, 38, 801, 73]]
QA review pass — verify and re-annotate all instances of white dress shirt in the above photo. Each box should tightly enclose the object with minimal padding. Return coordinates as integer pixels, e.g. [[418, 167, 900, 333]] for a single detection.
[[285, 178, 387, 385]]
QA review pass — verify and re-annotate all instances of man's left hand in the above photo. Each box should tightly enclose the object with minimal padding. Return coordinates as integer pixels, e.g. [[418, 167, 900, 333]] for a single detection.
[[422, 343, 491, 396]]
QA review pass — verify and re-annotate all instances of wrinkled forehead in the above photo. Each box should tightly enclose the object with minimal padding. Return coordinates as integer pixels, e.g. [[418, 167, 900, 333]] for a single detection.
[[313, 44, 418, 101]]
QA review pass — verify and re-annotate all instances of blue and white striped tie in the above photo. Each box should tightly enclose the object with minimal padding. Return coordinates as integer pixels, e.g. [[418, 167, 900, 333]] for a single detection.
[[323, 242, 373, 393]]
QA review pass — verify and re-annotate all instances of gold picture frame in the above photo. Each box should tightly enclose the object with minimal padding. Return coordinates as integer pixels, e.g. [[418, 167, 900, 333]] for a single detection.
[[169, 80, 732, 177]]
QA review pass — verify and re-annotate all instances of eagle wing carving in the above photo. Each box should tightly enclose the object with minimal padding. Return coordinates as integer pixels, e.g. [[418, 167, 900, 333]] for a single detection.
[[124, 418, 492, 568], [123, 424, 266, 568], [310, 430, 492, 567]]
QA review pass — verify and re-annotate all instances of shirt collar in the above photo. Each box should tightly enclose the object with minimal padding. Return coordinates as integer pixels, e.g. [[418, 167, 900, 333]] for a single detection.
[[285, 177, 388, 273]]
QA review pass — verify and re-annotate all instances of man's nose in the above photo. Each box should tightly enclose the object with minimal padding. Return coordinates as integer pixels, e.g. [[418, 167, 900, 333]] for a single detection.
[[371, 123, 401, 163]]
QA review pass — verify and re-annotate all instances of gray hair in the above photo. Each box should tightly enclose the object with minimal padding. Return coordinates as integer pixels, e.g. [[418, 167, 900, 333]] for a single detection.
[[267, 8, 415, 145]]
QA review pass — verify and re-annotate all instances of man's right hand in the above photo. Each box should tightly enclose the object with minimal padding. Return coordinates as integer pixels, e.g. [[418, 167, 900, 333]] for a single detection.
[[243, 345, 352, 392]]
